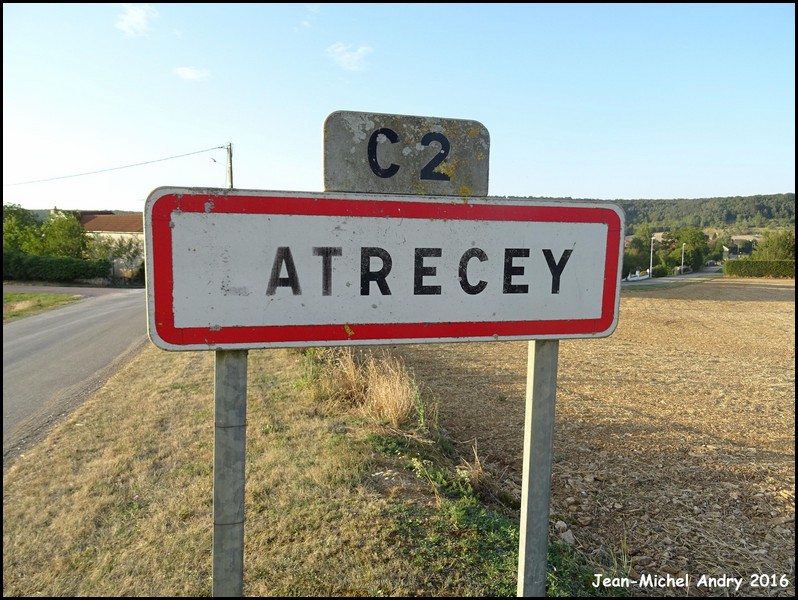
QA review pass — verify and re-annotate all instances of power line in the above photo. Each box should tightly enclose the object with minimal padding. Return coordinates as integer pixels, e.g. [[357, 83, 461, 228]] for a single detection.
[[4, 145, 227, 186]]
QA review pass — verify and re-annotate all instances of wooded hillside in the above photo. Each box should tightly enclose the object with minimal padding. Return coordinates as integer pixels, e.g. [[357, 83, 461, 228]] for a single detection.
[[614, 193, 794, 232]]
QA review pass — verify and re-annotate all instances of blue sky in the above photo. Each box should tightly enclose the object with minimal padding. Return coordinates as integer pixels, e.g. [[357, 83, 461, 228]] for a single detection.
[[3, 3, 795, 213]]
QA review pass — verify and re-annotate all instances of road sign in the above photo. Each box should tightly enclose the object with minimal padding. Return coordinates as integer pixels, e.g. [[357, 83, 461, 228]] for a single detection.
[[145, 187, 624, 351], [324, 110, 490, 196]]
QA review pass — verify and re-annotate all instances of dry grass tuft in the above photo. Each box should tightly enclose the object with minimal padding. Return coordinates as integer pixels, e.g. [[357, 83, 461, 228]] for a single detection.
[[455, 440, 517, 508], [312, 348, 421, 428], [361, 352, 418, 428], [312, 347, 367, 406], [457, 440, 488, 492]]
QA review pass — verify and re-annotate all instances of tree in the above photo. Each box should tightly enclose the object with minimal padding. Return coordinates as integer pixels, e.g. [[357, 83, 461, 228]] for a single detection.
[[85, 234, 116, 262], [622, 249, 649, 278], [21, 211, 88, 259], [111, 237, 144, 272], [752, 230, 795, 260], [622, 224, 656, 278], [3, 215, 36, 253], [628, 224, 653, 253], [666, 227, 709, 271], [706, 235, 728, 262], [3, 204, 39, 253], [86, 235, 144, 280], [3, 203, 38, 228]]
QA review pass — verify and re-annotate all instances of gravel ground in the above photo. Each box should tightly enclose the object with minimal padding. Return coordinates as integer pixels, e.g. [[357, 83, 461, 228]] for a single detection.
[[392, 277, 795, 597]]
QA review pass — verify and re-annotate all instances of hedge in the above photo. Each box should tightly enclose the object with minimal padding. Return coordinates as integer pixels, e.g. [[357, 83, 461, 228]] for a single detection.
[[722, 259, 795, 278], [3, 251, 112, 282]]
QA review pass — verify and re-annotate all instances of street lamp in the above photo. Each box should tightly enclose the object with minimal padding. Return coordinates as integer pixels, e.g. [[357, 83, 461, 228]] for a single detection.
[[649, 236, 655, 279], [680, 243, 686, 275]]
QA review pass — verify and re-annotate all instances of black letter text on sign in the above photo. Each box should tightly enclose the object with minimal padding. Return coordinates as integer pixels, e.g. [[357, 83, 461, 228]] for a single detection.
[[367, 128, 400, 178], [145, 189, 624, 350]]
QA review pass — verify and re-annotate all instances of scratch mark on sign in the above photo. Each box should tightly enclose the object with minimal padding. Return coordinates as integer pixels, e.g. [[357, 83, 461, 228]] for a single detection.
[[221, 276, 250, 296]]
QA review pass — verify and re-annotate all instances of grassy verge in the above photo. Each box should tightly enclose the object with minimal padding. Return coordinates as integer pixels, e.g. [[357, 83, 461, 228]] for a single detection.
[[3, 345, 629, 596], [3, 291, 81, 321]]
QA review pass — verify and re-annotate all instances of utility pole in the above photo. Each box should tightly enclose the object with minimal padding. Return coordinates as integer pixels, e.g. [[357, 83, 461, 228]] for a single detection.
[[649, 236, 655, 279], [213, 140, 247, 597], [681, 243, 686, 275], [226, 143, 234, 189]]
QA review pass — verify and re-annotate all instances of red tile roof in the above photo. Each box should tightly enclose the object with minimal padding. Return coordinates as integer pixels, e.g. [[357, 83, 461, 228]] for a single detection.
[[80, 214, 143, 233]]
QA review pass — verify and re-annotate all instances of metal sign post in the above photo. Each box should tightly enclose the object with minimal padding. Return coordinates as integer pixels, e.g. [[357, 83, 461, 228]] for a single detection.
[[143, 113, 624, 597], [517, 339, 559, 596], [212, 349, 247, 596]]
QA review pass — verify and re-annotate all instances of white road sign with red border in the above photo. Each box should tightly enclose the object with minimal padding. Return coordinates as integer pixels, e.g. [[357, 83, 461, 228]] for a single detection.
[[145, 187, 624, 350]]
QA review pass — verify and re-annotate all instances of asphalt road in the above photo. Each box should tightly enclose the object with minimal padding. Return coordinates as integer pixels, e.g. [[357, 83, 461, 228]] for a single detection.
[[3, 284, 148, 471], [621, 265, 724, 286]]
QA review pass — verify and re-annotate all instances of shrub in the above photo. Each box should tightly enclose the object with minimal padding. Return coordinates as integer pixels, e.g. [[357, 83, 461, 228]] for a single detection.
[[651, 264, 669, 278], [3, 251, 111, 282], [723, 260, 795, 278], [3, 250, 29, 280]]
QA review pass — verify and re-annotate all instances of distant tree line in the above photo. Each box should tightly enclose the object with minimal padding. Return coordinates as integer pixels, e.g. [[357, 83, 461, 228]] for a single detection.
[[612, 193, 794, 233]]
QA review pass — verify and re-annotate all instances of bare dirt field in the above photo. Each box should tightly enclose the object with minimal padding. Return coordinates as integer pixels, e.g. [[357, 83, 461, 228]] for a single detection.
[[392, 277, 795, 597]]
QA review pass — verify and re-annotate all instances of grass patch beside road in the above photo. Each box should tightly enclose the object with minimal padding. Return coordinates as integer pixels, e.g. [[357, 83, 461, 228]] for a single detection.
[[3, 291, 81, 321], [3, 345, 627, 596]]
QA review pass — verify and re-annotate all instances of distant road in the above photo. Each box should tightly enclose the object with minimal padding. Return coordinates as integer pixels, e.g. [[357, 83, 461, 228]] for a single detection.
[[3, 284, 148, 471], [621, 265, 724, 287]]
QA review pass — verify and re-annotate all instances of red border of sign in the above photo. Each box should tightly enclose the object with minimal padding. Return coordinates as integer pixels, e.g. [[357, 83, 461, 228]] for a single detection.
[[146, 189, 624, 349]]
